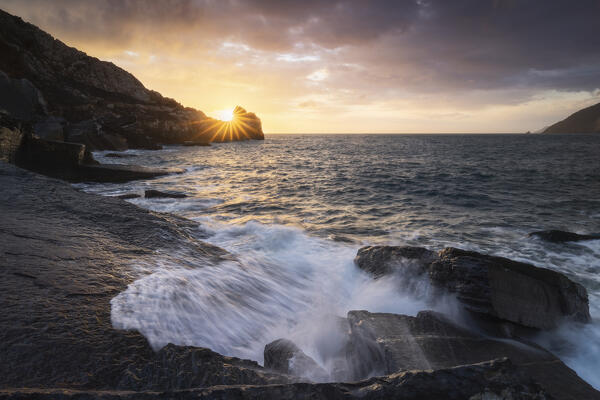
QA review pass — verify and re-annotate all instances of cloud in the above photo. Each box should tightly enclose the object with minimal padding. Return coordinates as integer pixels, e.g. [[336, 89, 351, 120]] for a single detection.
[[0, 0, 599, 132]]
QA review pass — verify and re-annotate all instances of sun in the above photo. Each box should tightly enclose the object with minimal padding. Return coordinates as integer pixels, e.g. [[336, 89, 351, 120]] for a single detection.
[[216, 108, 235, 122]]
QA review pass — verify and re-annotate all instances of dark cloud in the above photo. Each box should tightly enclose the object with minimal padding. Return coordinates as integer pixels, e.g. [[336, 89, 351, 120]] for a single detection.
[[1, 0, 599, 93]]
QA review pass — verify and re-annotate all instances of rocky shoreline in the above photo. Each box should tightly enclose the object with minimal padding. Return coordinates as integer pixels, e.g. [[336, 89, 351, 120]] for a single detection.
[[1, 161, 599, 399]]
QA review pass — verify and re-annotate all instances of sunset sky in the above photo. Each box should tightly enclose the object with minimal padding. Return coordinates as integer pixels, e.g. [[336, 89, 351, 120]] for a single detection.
[[1, 0, 599, 133]]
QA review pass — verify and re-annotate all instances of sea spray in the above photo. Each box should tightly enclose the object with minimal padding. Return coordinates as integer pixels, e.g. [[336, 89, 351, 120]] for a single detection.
[[111, 220, 445, 379]]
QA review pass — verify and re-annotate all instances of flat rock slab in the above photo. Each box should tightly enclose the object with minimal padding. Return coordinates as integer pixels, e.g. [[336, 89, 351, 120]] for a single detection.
[[75, 164, 185, 183], [346, 310, 599, 400], [0, 162, 285, 391]]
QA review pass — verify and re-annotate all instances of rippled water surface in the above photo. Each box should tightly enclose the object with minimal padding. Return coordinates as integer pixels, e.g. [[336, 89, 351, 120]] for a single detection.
[[77, 134, 600, 386]]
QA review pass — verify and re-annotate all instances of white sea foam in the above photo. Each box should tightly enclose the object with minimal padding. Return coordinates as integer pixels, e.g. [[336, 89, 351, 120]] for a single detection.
[[111, 220, 447, 378]]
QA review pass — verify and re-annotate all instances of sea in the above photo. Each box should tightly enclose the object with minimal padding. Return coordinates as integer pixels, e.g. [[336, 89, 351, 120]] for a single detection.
[[75, 134, 600, 387]]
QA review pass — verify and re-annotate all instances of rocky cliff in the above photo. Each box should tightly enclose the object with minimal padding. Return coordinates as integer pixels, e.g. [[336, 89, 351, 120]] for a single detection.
[[0, 8, 263, 150], [543, 101, 600, 134]]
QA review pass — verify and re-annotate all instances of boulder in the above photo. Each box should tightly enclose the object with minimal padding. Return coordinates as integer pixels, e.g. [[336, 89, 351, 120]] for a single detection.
[[264, 338, 328, 381], [355, 246, 437, 278], [430, 248, 591, 329], [529, 230, 600, 243], [354, 246, 591, 331], [145, 189, 187, 199], [345, 310, 599, 400], [20, 137, 85, 169]]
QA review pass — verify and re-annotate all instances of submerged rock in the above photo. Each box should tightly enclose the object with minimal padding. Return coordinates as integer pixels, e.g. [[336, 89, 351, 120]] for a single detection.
[[529, 230, 600, 243], [145, 189, 187, 199], [345, 310, 597, 400], [117, 193, 141, 199], [264, 339, 328, 381], [105, 152, 138, 158]]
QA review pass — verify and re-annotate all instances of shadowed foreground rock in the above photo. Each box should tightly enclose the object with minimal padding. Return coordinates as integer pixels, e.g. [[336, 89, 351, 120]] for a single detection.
[[0, 359, 551, 400], [355, 246, 591, 330], [0, 162, 285, 391]]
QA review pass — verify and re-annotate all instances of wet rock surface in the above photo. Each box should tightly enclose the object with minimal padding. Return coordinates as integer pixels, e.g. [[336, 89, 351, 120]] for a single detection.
[[144, 189, 187, 199], [431, 247, 591, 329], [0, 359, 551, 400], [355, 245, 591, 330], [529, 230, 600, 243], [345, 310, 598, 400], [355, 246, 438, 278], [0, 162, 284, 391], [105, 153, 138, 158], [264, 339, 328, 381]]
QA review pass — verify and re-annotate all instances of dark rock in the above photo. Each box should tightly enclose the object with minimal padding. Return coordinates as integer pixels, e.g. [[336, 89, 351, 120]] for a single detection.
[[82, 149, 99, 165], [0, 162, 284, 392], [529, 230, 600, 243], [145, 189, 187, 199], [183, 140, 211, 146], [354, 246, 591, 331], [430, 247, 591, 329], [264, 338, 328, 381], [33, 116, 65, 141], [73, 165, 184, 183], [117, 193, 141, 199], [345, 310, 598, 400], [543, 102, 600, 134], [19, 137, 85, 169], [0, 358, 554, 400], [0, 70, 47, 121], [0, 114, 25, 163], [105, 152, 138, 158], [355, 246, 438, 278], [66, 120, 128, 151]]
